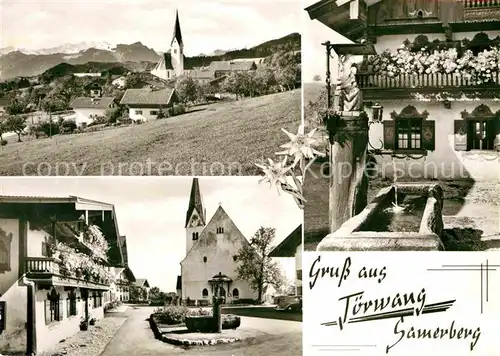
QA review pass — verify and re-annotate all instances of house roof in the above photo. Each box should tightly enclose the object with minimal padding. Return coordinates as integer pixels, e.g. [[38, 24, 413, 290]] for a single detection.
[[185, 178, 206, 227], [134, 278, 150, 288], [70, 97, 114, 109], [120, 88, 176, 106], [0, 194, 124, 266], [192, 69, 215, 79], [269, 225, 302, 258], [209, 61, 256, 71]]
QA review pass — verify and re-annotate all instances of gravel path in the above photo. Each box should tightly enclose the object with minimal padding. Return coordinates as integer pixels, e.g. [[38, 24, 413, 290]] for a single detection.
[[39, 316, 127, 356]]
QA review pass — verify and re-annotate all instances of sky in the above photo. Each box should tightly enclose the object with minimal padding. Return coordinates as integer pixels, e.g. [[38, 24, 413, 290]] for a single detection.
[[302, 0, 352, 82], [0, 177, 302, 292], [1, 0, 301, 56]]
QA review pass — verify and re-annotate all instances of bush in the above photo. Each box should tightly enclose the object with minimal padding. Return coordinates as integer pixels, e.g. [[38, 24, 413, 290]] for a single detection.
[[153, 306, 210, 325], [60, 119, 77, 134], [39, 121, 60, 136], [169, 105, 186, 117], [104, 300, 122, 313]]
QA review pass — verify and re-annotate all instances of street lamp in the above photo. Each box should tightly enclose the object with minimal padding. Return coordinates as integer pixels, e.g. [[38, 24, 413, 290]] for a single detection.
[[371, 103, 384, 123]]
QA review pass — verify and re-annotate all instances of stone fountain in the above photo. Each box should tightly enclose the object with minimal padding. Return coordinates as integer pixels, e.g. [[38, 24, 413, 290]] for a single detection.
[[184, 272, 240, 333]]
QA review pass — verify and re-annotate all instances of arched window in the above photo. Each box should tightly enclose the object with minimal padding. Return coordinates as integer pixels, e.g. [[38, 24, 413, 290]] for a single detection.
[[45, 288, 62, 324], [232, 288, 239, 299], [216, 227, 224, 234], [192, 232, 199, 241], [233, 255, 238, 262], [203, 256, 207, 263], [0, 228, 13, 273], [202, 288, 208, 298]]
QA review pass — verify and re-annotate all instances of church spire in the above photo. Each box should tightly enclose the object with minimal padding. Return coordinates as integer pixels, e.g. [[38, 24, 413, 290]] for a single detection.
[[185, 178, 205, 227], [171, 9, 183, 46]]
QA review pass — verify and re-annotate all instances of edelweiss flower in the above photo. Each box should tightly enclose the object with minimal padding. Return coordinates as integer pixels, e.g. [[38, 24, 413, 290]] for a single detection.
[[255, 157, 292, 193], [276, 125, 325, 166]]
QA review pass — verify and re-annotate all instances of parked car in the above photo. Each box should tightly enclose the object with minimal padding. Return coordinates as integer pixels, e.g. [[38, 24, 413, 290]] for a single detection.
[[275, 295, 302, 311]]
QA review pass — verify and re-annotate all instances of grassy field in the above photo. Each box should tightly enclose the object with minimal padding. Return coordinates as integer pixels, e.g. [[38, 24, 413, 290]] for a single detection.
[[0, 90, 300, 176]]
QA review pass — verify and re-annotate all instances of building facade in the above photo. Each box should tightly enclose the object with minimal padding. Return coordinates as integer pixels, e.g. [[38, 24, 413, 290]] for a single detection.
[[306, 0, 500, 181], [0, 196, 128, 355], [269, 225, 303, 297], [179, 179, 258, 305]]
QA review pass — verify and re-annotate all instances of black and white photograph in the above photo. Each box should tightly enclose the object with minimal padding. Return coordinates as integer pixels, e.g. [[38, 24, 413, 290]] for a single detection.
[[302, 0, 499, 252], [0, 176, 302, 355], [0, 0, 301, 176]]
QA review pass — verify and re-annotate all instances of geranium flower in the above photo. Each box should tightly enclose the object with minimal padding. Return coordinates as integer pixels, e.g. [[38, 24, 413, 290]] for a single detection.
[[276, 126, 325, 166], [255, 157, 292, 193]]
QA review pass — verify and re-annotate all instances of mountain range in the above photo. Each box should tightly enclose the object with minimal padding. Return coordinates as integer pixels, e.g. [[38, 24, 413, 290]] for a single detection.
[[0, 33, 300, 80]]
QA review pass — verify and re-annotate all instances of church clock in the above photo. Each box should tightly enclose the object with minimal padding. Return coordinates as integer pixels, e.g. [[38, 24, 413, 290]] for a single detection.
[[190, 214, 200, 227]]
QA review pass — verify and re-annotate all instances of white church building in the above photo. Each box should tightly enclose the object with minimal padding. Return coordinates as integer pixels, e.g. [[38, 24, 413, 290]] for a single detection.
[[151, 10, 193, 80], [178, 179, 258, 305]]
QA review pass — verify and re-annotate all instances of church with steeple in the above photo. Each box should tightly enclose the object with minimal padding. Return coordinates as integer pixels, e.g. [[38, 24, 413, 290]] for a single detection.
[[151, 10, 194, 80], [177, 178, 258, 304]]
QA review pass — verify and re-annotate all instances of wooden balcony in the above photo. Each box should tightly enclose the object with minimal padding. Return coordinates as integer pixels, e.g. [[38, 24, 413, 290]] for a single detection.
[[25, 257, 109, 290], [357, 72, 500, 100], [26, 257, 62, 275]]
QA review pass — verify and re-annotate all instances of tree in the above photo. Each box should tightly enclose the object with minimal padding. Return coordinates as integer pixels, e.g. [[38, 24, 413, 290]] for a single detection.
[[5, 115, 27, 142], [313, 74, 322, 82], [236, 226, 285, 303], [175, 76, 200, 104], [6, 98, 28, 115], [125, 75, 146, 89]]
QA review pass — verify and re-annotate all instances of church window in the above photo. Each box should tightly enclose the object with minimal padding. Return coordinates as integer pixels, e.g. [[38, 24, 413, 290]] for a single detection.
[[203, 256, 207, 263], [202, 288, 209, 298], [216, 227, 224, 234], [233, 255, 237, 262], [232, 288, 239, 299], [174, 49, 177, 54], [192, 232, 199, 240]]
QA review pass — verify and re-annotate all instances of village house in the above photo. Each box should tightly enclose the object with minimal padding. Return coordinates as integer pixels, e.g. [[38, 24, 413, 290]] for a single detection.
[[208, 60, 258, 78], [70, 96, 115, 127], [133, 278, 151, 301], [119, 87, 179, 121], [269, 225, 303, 297], [177, 179, 259, 305], [0, 195, 129, 355], [108, 266, 134, 302], [306, 0, 500, 182]]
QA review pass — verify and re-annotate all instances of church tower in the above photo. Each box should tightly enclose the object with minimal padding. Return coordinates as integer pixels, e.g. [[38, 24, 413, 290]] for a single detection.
[[171, 10, 184, 77], [185, 178, 206, 255]]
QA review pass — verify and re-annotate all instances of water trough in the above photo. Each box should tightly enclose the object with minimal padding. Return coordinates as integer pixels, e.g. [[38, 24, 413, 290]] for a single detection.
[[317, 183, 445, 251]]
